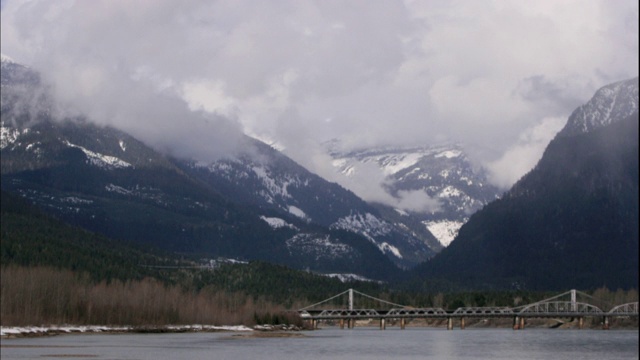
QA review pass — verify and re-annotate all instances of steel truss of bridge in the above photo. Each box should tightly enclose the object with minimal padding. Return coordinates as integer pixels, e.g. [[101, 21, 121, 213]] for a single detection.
[[297, 289, 638, 330]]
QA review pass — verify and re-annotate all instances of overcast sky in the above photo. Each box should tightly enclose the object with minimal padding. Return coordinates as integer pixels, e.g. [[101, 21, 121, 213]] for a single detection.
[[1, 0, 638, 197]]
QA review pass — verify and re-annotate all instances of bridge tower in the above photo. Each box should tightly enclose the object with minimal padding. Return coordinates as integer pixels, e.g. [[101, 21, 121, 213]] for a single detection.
[[349, 289, 354, 311]]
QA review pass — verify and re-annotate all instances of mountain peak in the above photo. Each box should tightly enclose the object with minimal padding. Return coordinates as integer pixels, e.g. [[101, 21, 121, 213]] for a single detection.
[[1, 53, 16, 64], [557, 77, 639, 137]]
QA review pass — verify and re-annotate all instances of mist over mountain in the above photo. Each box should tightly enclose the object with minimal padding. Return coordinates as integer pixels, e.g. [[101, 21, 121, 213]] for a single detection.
[[411, 78, 639, 291], [326, 141, 501, 247], [1, 55, 437, 281], [174, 138, 441, 268], [3, 52, 638, 290]]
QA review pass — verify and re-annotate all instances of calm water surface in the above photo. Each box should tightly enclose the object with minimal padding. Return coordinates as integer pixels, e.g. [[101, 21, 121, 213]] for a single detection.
[[1, 328, 638, 360]]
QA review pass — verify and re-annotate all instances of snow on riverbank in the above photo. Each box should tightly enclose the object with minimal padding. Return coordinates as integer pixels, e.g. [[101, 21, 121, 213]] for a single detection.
[[0, 325, 253, 337]]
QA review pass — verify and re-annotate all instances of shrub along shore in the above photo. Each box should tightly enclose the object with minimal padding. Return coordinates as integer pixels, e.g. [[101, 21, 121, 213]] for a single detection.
[[0, 266, 305, 330], [2, 265, 637, 335]]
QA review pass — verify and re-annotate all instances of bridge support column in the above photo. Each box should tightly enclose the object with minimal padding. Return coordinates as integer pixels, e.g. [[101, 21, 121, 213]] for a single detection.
[[460, 317, 465, 329], [513, 316, 520, 330], [311, 319, 317, 330], [400, 318, 406, 330], [603, 316, 609, 330], [380, 318, 386, 330], [340, 318, 344, 329], [578, 317, 584, 329], [447, 317, 453, 330], [519, 317, 525, 330], [348, 318, 354, 329]]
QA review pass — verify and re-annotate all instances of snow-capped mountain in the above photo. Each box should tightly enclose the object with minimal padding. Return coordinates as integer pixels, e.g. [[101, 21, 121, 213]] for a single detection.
[[558, 77, 638, 137], [1, 53, 39, 87], [176, 138, 439, 268], [1, 53, 16, 67], [415, 77, 639, 290], [327, 142, 501, 247], [0, 54, 432, 280]]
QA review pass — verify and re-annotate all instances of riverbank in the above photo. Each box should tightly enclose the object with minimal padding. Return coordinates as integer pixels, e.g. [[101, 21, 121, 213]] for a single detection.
[[3, 317, 636, 339], [0, 324, 307, 338]]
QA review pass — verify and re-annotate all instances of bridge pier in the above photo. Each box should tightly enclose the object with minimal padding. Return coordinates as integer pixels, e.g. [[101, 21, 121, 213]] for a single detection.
[[512, 316, 525, 330], [513, 316, 520, 330], [460, 317, 465, 330], [447, 317, 453, 330], [400, 318, 406, 330], [348, 318, 354, 329], [578, 317, 584, 329], [380, 318, 386, 330], [603, 316, 609, 330], [339, 318, 344, 329]]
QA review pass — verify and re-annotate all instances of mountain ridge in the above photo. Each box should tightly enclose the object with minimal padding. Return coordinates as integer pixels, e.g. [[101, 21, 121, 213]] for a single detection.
[[410, 77, 639, 291], [327, 141, 501, 247], [0, 57, 433, 280]]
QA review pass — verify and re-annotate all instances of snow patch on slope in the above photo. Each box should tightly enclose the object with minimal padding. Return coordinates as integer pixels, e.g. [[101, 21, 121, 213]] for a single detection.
[[331, 213, 392, 237], [288, 205, 308, 220], [252, 165, 291, 199], [105, 183, 132, 195], [285, 233, 353, 259], [331, 213, 403, 258], [423, 220, 464, 247], [322, 273, 377, 283], [435, 149, 461, 159], [260, 216, 298, 230], [379, 242, 403, 259], [64, 141, 132, 169], [1, 125, 29, 149]]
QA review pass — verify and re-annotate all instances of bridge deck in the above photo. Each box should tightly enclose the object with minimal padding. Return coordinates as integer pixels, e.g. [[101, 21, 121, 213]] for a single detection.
[[300, 308, 639, 320], [297, 290, 638, 330]]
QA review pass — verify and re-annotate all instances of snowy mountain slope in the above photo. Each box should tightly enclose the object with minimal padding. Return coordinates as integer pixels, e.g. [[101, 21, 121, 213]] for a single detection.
[[414, 77, 639, 291], [328, 142, 501, 247], [558, 77, 638, 137], [0, 55, 412, 278], [1, 115, 402, 281], [177, 138, 438, 268], [1, 53, 14, 63]]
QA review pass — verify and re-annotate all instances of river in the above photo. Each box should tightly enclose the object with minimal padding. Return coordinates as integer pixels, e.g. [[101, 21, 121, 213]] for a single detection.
[[1, 327, 638, 359]]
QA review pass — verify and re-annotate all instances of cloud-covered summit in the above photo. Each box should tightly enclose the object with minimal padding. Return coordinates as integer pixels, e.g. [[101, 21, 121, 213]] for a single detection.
[[1, 0, 637, 194]]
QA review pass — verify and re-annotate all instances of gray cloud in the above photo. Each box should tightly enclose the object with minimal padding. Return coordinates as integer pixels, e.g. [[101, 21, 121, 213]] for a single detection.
[[1, 0, 638, 200]]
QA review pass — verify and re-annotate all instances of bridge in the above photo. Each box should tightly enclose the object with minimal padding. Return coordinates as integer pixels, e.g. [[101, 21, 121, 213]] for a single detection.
[[297, 289, 638, 330]]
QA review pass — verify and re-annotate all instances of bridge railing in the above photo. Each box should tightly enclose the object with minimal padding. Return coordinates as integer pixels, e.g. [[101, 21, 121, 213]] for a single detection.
[[518, 301, 603, 315], [386, 308, 447, 317], [317, 309, 381, 318], [608, 302, 638, 315], [453, 307, 514, 316]]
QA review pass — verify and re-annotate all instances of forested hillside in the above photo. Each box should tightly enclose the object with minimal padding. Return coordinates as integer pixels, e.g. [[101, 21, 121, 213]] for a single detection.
[[413, 112, 639, 290]]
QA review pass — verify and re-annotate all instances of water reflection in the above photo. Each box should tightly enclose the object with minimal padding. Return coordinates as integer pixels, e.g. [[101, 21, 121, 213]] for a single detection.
[[1, 328, 638, 360]]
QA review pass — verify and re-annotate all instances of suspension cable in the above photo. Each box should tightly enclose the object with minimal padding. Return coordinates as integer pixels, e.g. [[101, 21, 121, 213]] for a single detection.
[[298, 289, 351, 311], [512, 289, 614, 311], [352, 289, 406, 308], [299, 289, 406, 310]]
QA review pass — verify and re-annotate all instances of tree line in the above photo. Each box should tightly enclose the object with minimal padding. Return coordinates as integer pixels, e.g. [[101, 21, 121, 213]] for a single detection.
[[0, 265, 302, 327]]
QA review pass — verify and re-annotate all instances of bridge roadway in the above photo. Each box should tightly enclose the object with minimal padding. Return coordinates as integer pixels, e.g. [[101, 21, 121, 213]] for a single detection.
[[297, 290, 638, 330]]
